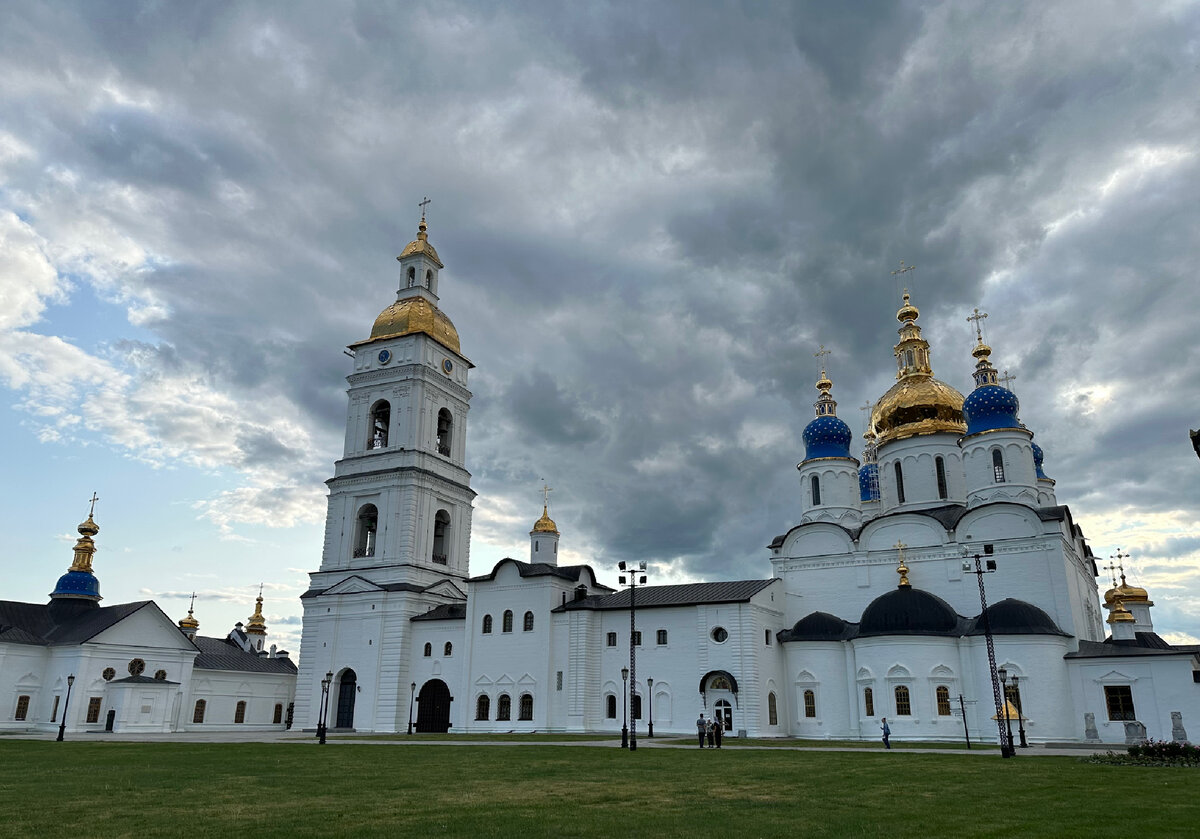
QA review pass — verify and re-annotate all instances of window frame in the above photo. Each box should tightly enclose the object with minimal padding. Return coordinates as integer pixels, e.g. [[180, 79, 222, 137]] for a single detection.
[[1105, 685, 1135, 721], [496, 693, 512, 722], [935, 685, 952, 716], [894, 685, 912, 716], [502, 610, 514, 633]]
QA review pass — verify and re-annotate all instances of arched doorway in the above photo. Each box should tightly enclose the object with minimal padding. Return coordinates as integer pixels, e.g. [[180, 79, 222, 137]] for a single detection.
[[416, 679, 452, 732], [699, 670, 738, 734], [335, 669, 357, 729]]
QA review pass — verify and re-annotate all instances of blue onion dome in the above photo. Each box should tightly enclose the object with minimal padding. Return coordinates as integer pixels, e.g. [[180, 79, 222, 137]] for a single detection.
[[859, 462, 880, 502], [1031, 441, 1048, 479], [802, 367, 853, 459], [50, 513, 103, 602], [961, 324, 1020, 435]]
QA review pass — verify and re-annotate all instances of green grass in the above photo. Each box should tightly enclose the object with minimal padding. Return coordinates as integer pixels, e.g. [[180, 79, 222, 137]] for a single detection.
[[1, 741, 1194, 838], [651, 735, 996, 750]]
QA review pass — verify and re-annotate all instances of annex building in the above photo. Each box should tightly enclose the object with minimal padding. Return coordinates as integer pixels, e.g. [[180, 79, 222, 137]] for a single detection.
[[294, 218, 1198, 745]]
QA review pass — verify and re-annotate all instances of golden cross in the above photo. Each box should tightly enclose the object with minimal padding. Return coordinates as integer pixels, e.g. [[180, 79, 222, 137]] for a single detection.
[[815, 344, 831, 375], [891, 260, 916, 277], [998, 370, 1017, 390], [541, 482, 553, 508], [893, 540, 907, 557], [87, 491, 99, 517], [1104, 559, 1119, 588], [1113, 549, 1130, 583], [188, 592, 196, 612], [967, 307, 988, 343], [418, 196, 431, 221]]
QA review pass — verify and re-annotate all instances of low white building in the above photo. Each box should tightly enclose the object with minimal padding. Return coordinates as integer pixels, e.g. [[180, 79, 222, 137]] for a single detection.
[[1, 514, 296, 735]]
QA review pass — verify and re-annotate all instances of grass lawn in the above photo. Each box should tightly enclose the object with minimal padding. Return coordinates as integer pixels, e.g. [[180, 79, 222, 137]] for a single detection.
[[1, 740, 1194, 838]]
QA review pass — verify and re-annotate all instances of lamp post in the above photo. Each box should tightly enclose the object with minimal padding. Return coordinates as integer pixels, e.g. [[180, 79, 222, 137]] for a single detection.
[[318, 670, 333, 745], [1011, 674, 1028, 748], [620, 666, 629, 748], [998, 668, 1015, 755], [647, 677, 654, 738], [56, 674, 75, 742], [408, 681, 417, 735], [962, 544, 1014, 758], [618, 560, 647, 753]]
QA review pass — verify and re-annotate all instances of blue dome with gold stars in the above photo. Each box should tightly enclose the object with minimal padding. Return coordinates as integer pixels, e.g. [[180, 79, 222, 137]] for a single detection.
[[859, 462, 880, 501], [803, 415, 853, 459], [963, 384, 1020, 435], [52, 569, 101, 599], [1031, 441, 1048, 479]]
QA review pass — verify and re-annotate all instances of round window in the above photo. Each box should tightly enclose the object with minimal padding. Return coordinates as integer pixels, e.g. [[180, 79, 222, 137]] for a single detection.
[[154, 669, 167, 681], [102, 667, 116, 681], [710, 626, 729, 643], [128, 658, 146, 676]]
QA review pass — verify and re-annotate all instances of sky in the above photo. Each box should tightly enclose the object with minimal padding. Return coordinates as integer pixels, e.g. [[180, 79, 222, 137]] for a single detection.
[[2, 1, 1198, 654]]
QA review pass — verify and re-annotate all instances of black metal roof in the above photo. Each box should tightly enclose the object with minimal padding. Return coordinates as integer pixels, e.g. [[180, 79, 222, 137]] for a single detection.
[[109, 675, 180, 685], [411, 603, 467, 621], [0, 599, 156, 646], [192, 636, 297, 674], [857, 587, 965, 637], [554, 579, 776, 612], [966, 599, 1071, 637], [1065, 633, 1195, 659], [301, 580, 431, 599], [468, 558, 613, 589], [779, 611, 857, 642]]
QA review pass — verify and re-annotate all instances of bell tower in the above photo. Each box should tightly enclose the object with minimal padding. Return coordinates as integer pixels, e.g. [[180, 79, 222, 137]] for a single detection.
[[296, 206, 474, 732]]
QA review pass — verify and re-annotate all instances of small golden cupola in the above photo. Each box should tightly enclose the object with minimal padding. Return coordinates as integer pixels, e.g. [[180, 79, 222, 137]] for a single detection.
[[530, 485, 562, 566], [869, 291, 967, 445], [178, 592, 200, 639], [50, 495, 104, 605], [246, 586, 268, 650]]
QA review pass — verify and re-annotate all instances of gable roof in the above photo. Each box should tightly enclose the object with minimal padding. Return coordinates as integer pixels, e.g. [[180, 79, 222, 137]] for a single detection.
[[0, 599, 157, 646], [412, 603, 468, 622], [191, 635, 297, 674], [469, 558, 613, 589], [554, 579, 776, 612]]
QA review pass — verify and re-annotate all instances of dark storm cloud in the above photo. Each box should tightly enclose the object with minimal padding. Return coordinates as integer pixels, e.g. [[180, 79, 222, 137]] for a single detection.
[[2, 1, 1198, 635]]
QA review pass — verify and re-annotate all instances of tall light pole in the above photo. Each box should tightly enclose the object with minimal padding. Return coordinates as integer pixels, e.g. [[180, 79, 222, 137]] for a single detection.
[[647, 677, 654, 738], [620, 666, 629, 748], [1012, 675, 1028, 748], [56, 674, 75, 742], [618, 560, 646, 753], [962, 544, 1014, 758], [408, 681, 417, 735], [318, 670, 333, 745]]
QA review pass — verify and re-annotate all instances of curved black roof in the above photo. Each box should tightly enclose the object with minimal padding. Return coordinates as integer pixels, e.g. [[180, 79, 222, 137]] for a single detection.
[[779, 611, 855, 642], [858, 587, 963, 637], [967, 598, 1070, 637]]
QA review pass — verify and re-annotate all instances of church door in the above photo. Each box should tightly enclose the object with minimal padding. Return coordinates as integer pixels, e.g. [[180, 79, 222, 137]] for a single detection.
[[715, 699, 733, 732], [335, 669, 357, 729], [416, 679, 452, 733], [105, 709, 115, 732]]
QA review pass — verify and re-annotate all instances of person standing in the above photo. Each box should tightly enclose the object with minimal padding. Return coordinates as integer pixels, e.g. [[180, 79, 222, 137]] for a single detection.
[[880, 717, 891, 749], [713, 716, 724, 749], [696, 713, 707, 748], [706, 719, 716, 748]]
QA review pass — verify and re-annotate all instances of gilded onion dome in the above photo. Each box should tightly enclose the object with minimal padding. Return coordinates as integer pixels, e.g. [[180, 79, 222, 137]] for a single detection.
[[362, 297, 462, 354], [398, 216, 443, 268], [532, 505, 559, 534], [179, 594, 200, 631], [869, 292, 966, 445], [1104, 568, 1151, 606], [246, 590, 267, 636]]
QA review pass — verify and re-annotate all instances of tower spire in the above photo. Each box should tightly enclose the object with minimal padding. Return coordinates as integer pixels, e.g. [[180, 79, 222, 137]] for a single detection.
[[246, 585, 267, 638], [813, 346, 838, 418], [892, 289, 934, 379], [967, 307, 1000, 389]]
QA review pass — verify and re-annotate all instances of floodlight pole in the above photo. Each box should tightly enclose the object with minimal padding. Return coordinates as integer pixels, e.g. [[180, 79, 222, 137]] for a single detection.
[[57, 674, 75, 742], [963, 545, 1014, 758]]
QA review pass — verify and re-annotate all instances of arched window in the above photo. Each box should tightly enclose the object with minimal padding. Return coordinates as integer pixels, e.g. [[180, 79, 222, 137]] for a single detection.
[[425, 269, 434, 289], [497, 694, 511, 721], [370, 400, 390, 449], [14, 695, 30, 721], [436, 409, 452, 456], [803, 689, 816, 718], [992, 448, 1006, 482], [523, 611, 534, 632], [502, 610, 514, 633], [273, 703, 283, 724], [811, 475, 821, 506], [935, 456, 948, 499], [475, 694, 490, 720], [234, 700, 247, 724], [936, 685, 952, 716], [444, 642, 453, 657], [894, 685, 912, 716], [863, 687, 875, 717], [768, 692, 778, 726], [519, 694, 533, 721], [354, 504, 378, 559], [894, 462, 906, 503], [407, 266, 416, 288], [423, 642, 432, 657], [482, 614, 492, 634], [193, 699, 206, 724], [606, 695, 617, 719], [432, 510, 450, 564]]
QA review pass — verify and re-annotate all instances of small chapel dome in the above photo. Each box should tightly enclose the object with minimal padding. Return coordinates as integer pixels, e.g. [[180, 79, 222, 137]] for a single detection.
[[365, 297, 461, 354], [783, 611, 852, 641], [858, 462, 880, 502], [532, 505, 559, 534], [1031, 441, 1048, 479], [803, 415, 854, 459], [51, 513, 102, 602], [51, 569, 101, 599], [397, 217, 443, 267], [962, 385, 1021, 435], [858, 587, 960, 637], [967, 598, 1068, 636]]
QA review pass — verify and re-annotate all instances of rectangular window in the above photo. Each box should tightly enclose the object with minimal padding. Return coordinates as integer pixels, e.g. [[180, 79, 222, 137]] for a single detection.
[[556, 671, 563, 691], [1105, 686, 1136, 721], [606, 632, 617, 647], [863, 688, 875, 717], [51, 695, 60, 722], [765, 629, 772, 646], [14, 695, 30, 721], [234, 701, 247, 724], [894, 685, 912, 716], [86, 697, 102, 724], [632, 631, 642, 646], [656, 629, 668, 645], [803, 690, 816, 718]]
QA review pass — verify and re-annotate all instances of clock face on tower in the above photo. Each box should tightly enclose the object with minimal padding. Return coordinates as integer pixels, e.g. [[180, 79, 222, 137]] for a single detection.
[[442, 358, 454, 375], [377, 349, 392, 365]]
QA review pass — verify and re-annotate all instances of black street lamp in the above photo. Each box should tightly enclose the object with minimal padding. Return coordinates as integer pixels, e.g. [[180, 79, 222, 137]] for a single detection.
[[620, 666, 629, 748], [408, 681, 417, 735], [618, 560, 646, 753], [318, 670, 333, 745], [56, 674, 75, 742], [998, 668, 1015, 756], [1012, 675, 1028, 748], [647, 677, 654, 738], [962, 544, 1014, 758]]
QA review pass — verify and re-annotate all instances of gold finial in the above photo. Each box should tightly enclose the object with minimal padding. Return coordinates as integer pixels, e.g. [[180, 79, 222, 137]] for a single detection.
[[967, 307, 989, 345], [179, 592, 200, 631], [894, 540, 910, 588], [246, 585, 267, 636], [69, 500, 101, 572], [1107, 596, 1135, 624]]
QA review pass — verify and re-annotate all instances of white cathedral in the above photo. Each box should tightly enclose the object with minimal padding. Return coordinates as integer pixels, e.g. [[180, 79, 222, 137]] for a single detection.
[[293, 217, 1198, 746]]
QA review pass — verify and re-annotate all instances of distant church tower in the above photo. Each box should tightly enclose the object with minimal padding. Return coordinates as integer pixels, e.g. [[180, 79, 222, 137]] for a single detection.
[[294, 209, 475, 732]]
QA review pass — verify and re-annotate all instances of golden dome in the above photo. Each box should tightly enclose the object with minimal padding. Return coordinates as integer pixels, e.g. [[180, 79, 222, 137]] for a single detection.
[[398, 218, 443, 268], [871, 376, 966, 444], [357, 296, 462, 355], [1106, 599, 1136, 624], [246, 592, 267, 636], [178, 609, 199, 630], [533, 505, 559, 534]]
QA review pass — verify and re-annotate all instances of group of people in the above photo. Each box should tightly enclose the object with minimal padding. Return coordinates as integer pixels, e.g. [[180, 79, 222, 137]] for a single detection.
[[695, 714, 725, 748]]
